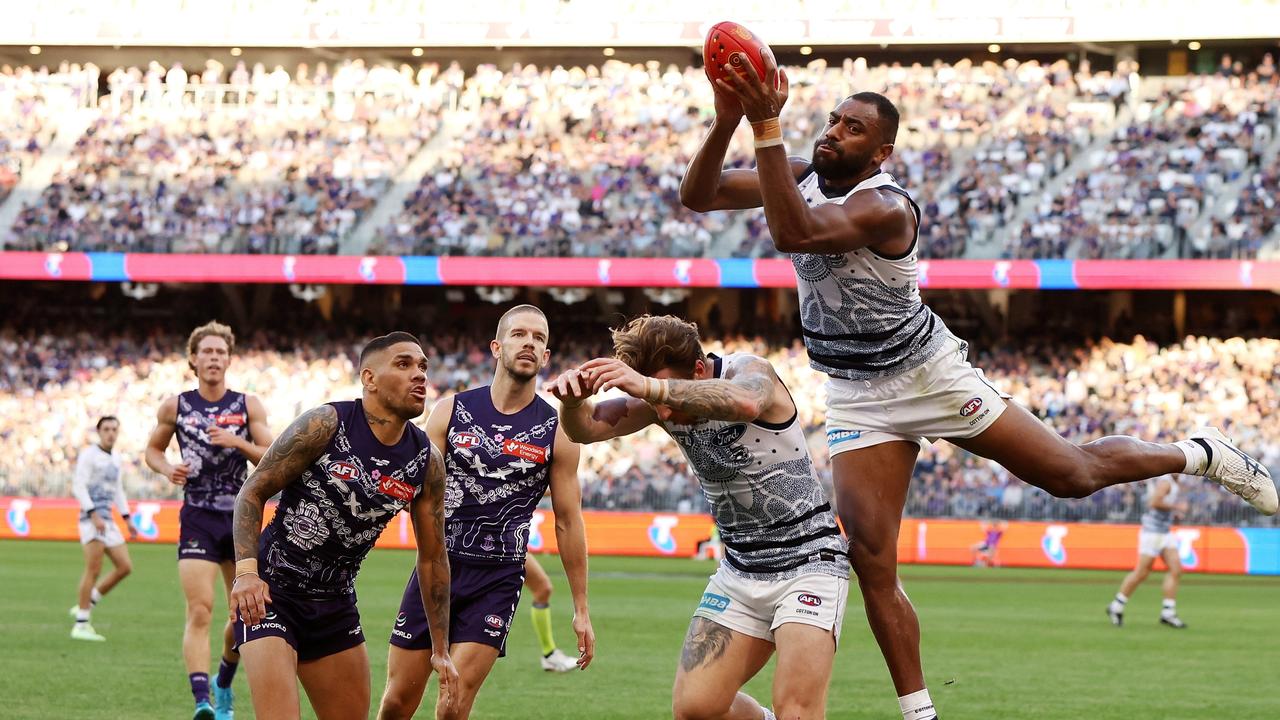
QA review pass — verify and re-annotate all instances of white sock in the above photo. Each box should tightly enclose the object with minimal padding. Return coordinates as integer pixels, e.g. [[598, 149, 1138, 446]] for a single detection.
[[1114, 592, 1128, 606], [90, 588, 103, 605], [899, 689, 937, 720], [1174, 440, 1209, 475], [75, 608, 91, 623], [1162, 599, 1176, 615]]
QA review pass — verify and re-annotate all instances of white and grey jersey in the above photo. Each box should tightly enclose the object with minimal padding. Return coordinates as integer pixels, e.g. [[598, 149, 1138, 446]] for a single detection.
[[1141, 478, 1180, 533], [72, 444, 128, 519], [791, 169, 953, 380], [659, 354, 848, 582]]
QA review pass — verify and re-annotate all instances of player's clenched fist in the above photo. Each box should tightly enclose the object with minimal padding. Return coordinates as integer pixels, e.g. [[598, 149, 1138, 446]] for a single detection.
[[230, 571, 272, 626], [167, 462, 190, 486]]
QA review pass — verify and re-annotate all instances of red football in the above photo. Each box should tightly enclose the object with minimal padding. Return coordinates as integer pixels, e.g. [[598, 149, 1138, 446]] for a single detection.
[[703, 21, 777, 88]]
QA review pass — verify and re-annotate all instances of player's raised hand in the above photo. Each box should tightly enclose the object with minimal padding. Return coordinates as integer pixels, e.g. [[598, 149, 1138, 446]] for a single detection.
[[712, 85, 744, 125], [207, 426, 242, 450], [716, 51, 789, 123], [573, 611, 596, 670], [167, 462, 190, 486], [229, 572, 272, 626], [543, 368, 595, 407], [432, 651, 460, 716], [579, 358, 647, 398]]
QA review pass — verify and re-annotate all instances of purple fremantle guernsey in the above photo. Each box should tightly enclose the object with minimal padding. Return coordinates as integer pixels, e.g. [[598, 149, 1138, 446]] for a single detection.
[[176, 389, 251, 512], [261, 400, 432, 598], [443, 387, 558, 565]]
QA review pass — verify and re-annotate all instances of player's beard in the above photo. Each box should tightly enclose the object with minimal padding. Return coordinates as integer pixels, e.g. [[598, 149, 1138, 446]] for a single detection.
[[811, 140, 875, 180], [501, 353, 540, 384]]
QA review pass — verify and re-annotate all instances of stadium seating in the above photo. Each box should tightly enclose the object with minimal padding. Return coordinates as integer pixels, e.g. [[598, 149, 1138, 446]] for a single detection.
[[2, 322, 1274, 526]]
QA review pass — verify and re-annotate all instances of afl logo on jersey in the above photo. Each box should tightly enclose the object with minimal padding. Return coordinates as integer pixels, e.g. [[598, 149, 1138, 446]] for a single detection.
[[452, 432, 480, 449], [960, 397, 983, 418], [328, 462, 361, 482], [797, 593, 822, 607], [485, 614, 504, 629]]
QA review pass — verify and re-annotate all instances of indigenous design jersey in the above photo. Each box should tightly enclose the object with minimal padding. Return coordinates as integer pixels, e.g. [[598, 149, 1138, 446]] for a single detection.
[[659, 354, 848, 582], [1141, 478, 1181, 533], [73, 444, 127, 519], [261, 400, 431, 598], [791, 169, 953, 381], [175, 389, 250, 512], [442, 386, 558, 564]]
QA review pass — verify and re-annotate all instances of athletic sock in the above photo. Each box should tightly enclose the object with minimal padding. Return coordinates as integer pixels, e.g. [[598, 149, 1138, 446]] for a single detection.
[[1174, 440, 1212, 475], [215, 658, 238, 689], [75, 608, 91, 623], [530, 602, 556, 657], [190, 672, 211, 705], [1161, 599, 1177, 617], [90, 587, 103, 606], [1113, 592, 1128, 606], [899, 688, 937, 720]]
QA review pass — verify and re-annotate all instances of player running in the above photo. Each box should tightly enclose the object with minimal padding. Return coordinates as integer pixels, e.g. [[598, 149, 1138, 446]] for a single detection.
[[146, 321, 273, 720], [970, 522, 1006, 568], [229, 331, 457, 720], [683, 55, 1277, 720], [69, 415, 137, 642], [549, 314, 849, 720], [378, 305, 593, 720], [1108, 476, 1190, 628]]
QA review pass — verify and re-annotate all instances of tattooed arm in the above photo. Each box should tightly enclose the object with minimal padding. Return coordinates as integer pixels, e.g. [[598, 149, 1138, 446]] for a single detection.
[[544, 367, 658, 443], [228, 404, 338, 625], [580, 354, 787, 424], [410, 443, 459, 710]]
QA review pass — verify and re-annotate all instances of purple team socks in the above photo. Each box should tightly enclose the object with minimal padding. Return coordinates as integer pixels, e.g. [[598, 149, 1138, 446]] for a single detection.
[[190, 672, 211, 705], [215, 658, 238, 689]]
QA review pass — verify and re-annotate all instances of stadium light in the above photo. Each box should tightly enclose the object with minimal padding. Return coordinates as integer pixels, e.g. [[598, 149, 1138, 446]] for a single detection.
[[28, 45, 40, 55], [1188, 41, 1202, 50], [603, 47, 616, 56], [800, 46, 813, 55], [288, 284, 326, 302], [230, 47, 242, 56], [412, 47, 424, 57], [988, 44, 1001, 53], [119, 282, 158, 300]]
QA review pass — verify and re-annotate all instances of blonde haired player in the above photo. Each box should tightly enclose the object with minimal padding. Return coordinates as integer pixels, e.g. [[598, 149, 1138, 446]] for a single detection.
[[1108, 476, 1189, 628]]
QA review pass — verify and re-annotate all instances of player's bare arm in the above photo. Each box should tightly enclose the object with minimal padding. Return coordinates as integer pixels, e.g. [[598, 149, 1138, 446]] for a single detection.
[[718, 54, 914, 255], [580, 355, 781, 424], [1149, 478, 1175, 511], [678, 85, 810, 212], [410, 442, 459, 707], [423, 395, 454, 450], [145, 395, 187, 485], [544, 368, 657, 443], [548, 428, 594, 669], [229, 404, 338, 626]]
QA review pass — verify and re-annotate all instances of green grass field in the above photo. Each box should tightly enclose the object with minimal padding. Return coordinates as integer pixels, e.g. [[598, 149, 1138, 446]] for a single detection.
[[2, 540, 1277, 719]]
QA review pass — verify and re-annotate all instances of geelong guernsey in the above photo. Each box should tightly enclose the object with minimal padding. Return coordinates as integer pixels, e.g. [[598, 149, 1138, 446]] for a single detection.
[[791, 169, 953, 380]]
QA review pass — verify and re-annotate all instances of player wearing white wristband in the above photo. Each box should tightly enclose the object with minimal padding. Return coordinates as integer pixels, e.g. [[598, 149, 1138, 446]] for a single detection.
[[683, 50, 1276, 720]]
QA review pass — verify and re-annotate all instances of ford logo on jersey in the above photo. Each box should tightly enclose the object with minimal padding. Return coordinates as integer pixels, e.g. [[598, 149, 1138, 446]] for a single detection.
[[797, 593, 822, 607]]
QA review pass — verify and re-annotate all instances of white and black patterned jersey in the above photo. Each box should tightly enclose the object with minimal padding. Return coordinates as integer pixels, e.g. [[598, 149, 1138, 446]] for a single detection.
[[791, 169, 954, 380], [1141, 478, 1180, 534], [659, 353, 848, 582]]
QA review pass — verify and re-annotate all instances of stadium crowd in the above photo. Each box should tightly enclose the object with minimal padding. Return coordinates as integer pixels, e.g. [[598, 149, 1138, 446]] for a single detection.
[[2, 320, 1275, 526], [2, 53, 1276, 259]]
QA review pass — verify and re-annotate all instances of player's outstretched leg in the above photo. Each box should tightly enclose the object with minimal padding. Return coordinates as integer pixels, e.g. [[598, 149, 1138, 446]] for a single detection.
[[671, 618, 774, 720], [952, 405, 1276, 514]]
